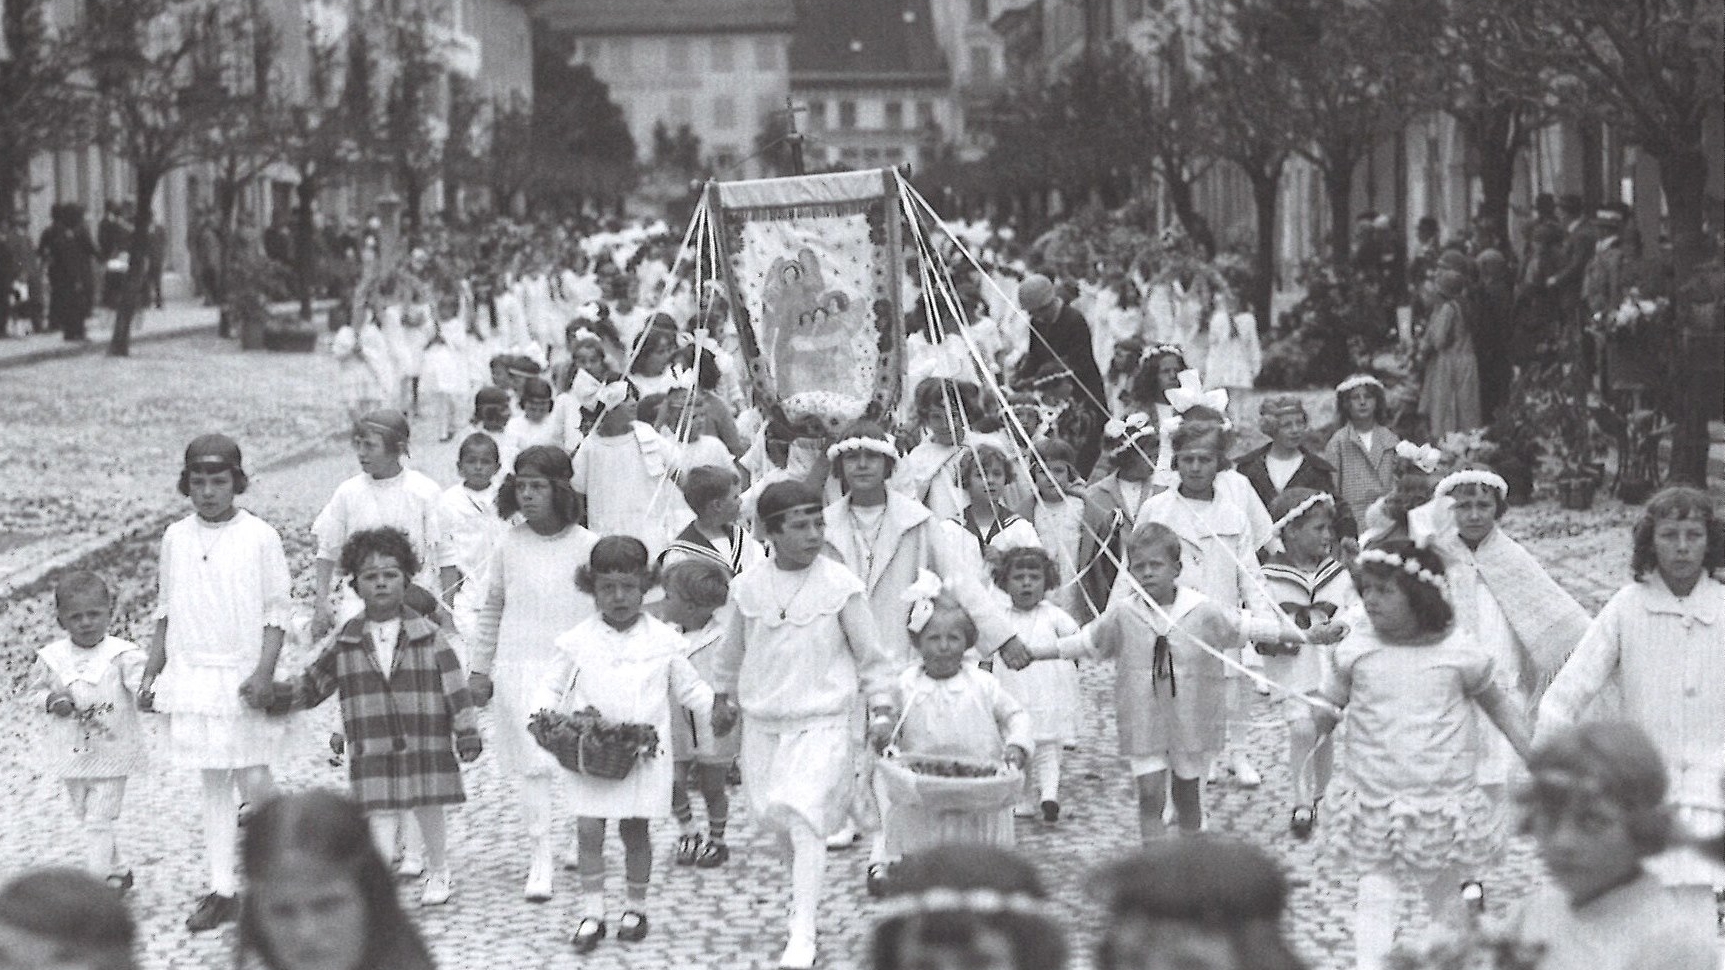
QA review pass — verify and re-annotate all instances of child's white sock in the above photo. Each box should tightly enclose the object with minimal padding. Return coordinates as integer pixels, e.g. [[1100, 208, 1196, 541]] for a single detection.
[[414, 806, 448, 872], [201, 770, 239, 896], [788, 821, 825, 943], [1034, 741, 1061, 802], [1355, 870, 1399, 970]]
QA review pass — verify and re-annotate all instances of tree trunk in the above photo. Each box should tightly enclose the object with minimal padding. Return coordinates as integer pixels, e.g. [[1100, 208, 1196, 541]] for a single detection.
[[214, 179, 240, 338], [1321, 155, 1355, 270], [294, 175, 319, 321], [1159, 157, 1217, 259], [108, 170, 161, 358], [403, 173, 423, 236], [1467, 101, 1520, 251], [1657, 144, 1715, 486], [1246, 162, 1282, 332]]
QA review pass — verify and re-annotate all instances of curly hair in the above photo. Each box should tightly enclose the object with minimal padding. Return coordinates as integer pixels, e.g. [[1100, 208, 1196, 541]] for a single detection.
[[1517, 721, 1674, 857], [1335, 380, 1390, 426], [1129, 349, 1187, 407], [1355, 539, 1452, 634], [339, 527, 422, 585], [957, 442, 1017, 487], [1629, 485, 1724, 582], [575, 535, 655, 593], [990, 545, 1060, 593]]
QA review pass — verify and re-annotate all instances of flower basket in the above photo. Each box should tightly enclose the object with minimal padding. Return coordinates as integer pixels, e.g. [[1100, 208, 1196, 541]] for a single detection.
[[875, 753, 1022, 815], [528, 708, 658, 780]]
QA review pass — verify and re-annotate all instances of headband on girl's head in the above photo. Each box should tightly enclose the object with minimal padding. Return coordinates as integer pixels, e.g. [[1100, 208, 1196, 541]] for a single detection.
[[1336, 373, 1386, 394], [1355, 548, 1446, 593], [1394, 441, 1445, 474], [877, 887, 1050, 922], [1270, 492, 1336, 534], [903, 570, 946, 633], [827, 435, 899, 462], [1141, 342, 1184, 360], [1434, 469, 1508, 498]]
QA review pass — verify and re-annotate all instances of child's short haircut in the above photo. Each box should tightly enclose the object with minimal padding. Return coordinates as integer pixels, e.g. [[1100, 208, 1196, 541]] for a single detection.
[[914, 377, 981, 423], [1257, 395, 1307, 435], [680, 464, 738, 514], [1127, 520, 1182, 562], [519, 376, 554, 403], [0, 868, 136, 970], [1518, 720, 1673, 856], [661, 557, 731, 611], [54, 570, 112, 611], [913, 593, 978, 647], [457, 432, 501, 466], [576, 534, 655, 593], [991, 545, 1059, 592], [757, 481, 824, 533], [958, 442, 1017, 487], [339, 527, 422, 583], [1356, 540, 1452, 632], [1267, 487, 1332, 527], [1170, 415, 1231, 456], [1032, 437, 1077, 472], [1630, 484, 1723, 581], [1097, 838, 1300, 970]]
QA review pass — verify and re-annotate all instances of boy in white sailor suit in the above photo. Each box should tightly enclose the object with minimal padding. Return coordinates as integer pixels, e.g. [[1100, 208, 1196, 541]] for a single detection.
[[659, 465, 765, 577]]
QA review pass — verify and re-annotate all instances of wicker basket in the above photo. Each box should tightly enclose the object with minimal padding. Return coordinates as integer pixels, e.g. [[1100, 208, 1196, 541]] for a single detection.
[[529, 710, 656, 781], [875, 753, 1022, 814]]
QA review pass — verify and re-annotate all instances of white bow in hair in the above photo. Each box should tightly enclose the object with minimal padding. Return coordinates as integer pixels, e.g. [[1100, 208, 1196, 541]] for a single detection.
[[570, 327, 600, 344], [1394, 440, 1445, 474], [1164, 369, 1228, 415], [568, 368, 604, 408], [577, 301, 602, 318], [1104, 411, 1152, 440], [903, 570, 945, 634], [595, 380, 631, 409], [667, 366, 699, 390]]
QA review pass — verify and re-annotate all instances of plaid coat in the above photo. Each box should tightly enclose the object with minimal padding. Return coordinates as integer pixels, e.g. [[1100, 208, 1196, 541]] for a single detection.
[[279, 610, 477, 812]]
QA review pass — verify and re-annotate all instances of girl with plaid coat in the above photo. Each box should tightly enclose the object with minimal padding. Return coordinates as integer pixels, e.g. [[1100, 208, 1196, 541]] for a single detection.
[[270, 527, 482, 907]]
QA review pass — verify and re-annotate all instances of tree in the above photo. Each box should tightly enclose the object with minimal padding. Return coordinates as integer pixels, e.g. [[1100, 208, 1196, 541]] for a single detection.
[[487, 94, 533, 216], [527, 33, 635, 214], [1512, 0, 1724, 483], [382, 5, 445, 233], [441, 73, 486, 215], [1039, 45, 1144, 213], [752, 107, 799, 177], [0, 0, 84, 228], [652, 121, 703, 179], [1271, 0, 1437, 266], [1189, 0, 1304, 329], [78, 0, 255, 356], [1126, 29, 1217, 257]]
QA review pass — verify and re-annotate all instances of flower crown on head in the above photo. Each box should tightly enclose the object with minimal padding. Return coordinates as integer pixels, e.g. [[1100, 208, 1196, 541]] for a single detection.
[[1336, 373, 1386, 394], [1270, 492, 1336, 534], [1434, 469, 1508, 498], [1394, 440, 1445, 474], [903, 570, 946, 633], [827, 434, 900, 463], [1355, 548, 1446, 593], [1104, 411, 1155, 445], [1141, 342, 1184, 361], [878, 887, 1049, 922]]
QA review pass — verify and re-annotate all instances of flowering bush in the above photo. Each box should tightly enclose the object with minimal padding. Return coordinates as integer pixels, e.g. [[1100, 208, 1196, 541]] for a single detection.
[[1596, 288, 1670, 339]]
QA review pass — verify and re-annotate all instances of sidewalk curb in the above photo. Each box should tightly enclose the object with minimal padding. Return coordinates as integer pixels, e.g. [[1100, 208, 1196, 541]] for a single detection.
[[0, 319, 221, 370], [0, 433, 338, 603]]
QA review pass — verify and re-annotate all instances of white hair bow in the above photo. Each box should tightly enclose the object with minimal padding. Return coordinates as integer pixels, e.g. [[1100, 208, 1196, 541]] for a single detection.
[[1394, 440, 1445, 474], [569, 327, 600, 344], [569, 368, 605, 408], [1104, 411, 1153, 441], [595, 380, 631, 409], [667, 366, 699, 391], [903, 570, 944, 634], [1163, 369, 1228, 415]]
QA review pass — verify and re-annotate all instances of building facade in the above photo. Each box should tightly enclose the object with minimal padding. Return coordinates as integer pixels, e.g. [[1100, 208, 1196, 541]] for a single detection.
[[541, 0, 795, 177]]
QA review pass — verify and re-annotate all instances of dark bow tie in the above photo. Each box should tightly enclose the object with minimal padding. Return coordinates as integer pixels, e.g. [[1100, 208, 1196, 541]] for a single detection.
[[1277, 601, 1339, 630]]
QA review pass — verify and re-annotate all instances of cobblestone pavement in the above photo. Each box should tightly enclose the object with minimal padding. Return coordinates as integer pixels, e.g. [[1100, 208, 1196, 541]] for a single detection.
[[0, 415, 1709, 970]]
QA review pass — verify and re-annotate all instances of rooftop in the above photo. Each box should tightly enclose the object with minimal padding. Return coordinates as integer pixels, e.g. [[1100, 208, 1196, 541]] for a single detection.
[[535, 0, 796, 35], [789, 0, 949, 87]]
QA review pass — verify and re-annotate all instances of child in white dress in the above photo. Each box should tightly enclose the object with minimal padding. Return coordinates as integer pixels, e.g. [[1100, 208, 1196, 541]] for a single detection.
[[466, 445, 599, 902], [435, 434, 506, 668], [420, 297, 470, 443], [30, 572, 146, 891], [139, 435, 292, 932], [1023, 438, 1089, 620], [534, 537, 716, 952], [505, 377, 563, 451], [989, 547, 1080, 823], [879, 579, 1031, 874], [332, 310, 392, 424], [570, 381, 683, 558]]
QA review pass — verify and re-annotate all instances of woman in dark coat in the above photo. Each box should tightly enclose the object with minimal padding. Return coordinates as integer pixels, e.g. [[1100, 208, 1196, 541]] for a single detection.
[[38, 203, 98, 342]]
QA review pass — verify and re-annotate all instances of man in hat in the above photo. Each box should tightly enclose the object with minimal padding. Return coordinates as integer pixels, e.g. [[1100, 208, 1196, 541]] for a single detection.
[[1014, 273, 1107, 474], [1546, 194, 1597, 338]]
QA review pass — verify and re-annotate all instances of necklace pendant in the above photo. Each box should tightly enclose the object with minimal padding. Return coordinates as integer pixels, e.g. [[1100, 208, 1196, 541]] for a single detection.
[[779, 608, 787, 620]]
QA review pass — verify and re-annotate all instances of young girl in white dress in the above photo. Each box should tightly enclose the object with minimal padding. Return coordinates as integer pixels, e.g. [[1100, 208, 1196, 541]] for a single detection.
[[570, 381, 683, 558], [534, 536, 716, 953], [139, 435, 293, 932], [435, 434, 506, 669], [466, 445, 598, 903], [1311, 541, 1530, 970], [31, 571, 147, 891], [420, 296, 471, 443], [989, 547, 1080, 823], [1024, 438, 1090, 621]]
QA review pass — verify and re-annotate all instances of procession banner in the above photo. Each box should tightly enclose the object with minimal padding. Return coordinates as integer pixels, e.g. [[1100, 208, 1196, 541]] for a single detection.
[[706, 169, 905, 435]]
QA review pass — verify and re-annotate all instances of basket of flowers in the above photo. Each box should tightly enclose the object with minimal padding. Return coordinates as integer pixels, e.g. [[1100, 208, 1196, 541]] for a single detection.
[[528, 707, 659, 780], [874, 752, 1023, 815]]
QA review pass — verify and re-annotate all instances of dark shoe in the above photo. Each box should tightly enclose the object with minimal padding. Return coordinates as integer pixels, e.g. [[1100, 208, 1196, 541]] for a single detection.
[[570, 917, 607, 953], [1040, 799, 1060, 824], [695, 840, 729, 868], [675, 832, 702, 866], [616, 910, 649, 943], [866, 862, 891, 898], [186, 892, 236, 932], [1289, 805, 1316, 840], [106, 870, 134, 894], [727, 760, 742, 786]]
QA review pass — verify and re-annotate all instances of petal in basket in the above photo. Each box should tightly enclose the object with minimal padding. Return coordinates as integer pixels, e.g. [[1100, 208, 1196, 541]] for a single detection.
[[528, 708, 660, 781]]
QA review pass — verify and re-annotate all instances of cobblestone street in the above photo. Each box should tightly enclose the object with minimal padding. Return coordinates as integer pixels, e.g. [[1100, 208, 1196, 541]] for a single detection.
[[0, 338, 1712, 970]]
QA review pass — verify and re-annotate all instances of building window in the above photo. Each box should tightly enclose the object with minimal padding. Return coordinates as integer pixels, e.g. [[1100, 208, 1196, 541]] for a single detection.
[[916, 100, 936, 129], [969, 0, 989, 22], [754, 37, 778, 70], [862, 148, 882, 165], [669, 95, 693, 126], [841, 148, 861, 166], [808, 101, 827, 129], [667, 37, 691, 72], [838, 100, 856, 129], [884, 147, 904, 165], [713, 96, 736, 130], [711, 36, 733, 71], [884, 101, 903, 130]]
